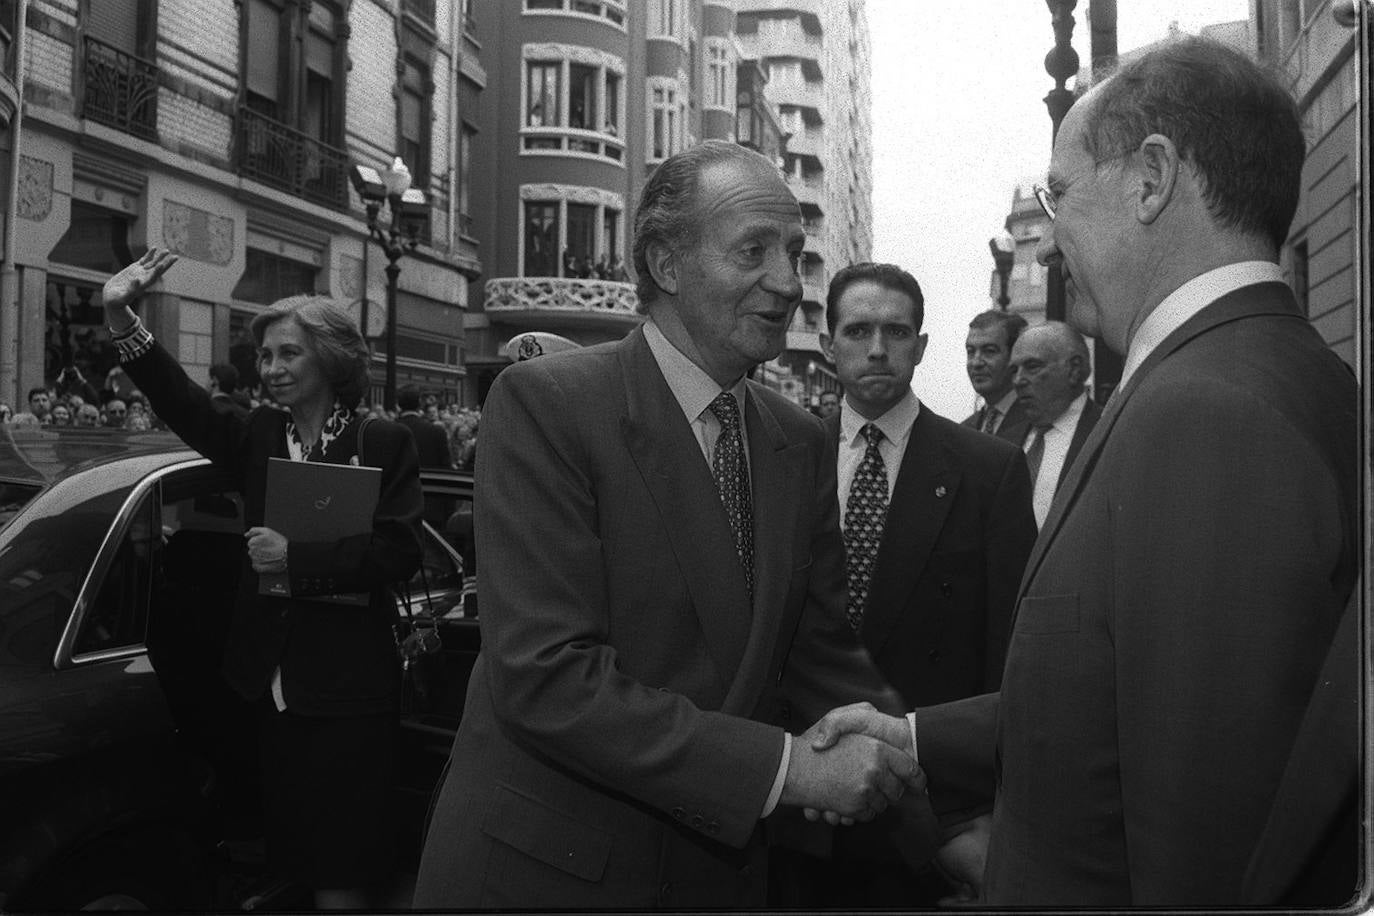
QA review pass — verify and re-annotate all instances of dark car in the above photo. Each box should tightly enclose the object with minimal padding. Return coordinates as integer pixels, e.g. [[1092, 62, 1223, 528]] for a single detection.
[[0, 425, 478, 910]]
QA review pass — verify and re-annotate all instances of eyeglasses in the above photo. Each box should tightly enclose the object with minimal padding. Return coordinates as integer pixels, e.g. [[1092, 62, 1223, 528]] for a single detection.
[[1033, 183, 1058, 221]]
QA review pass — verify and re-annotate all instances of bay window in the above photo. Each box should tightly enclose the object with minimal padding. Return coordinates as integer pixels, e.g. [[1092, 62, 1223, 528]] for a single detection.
[[521, 46, 625, 161]]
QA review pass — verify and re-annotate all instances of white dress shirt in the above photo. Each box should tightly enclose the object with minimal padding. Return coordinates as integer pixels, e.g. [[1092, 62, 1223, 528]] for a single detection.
[[1120, 261, 1285, 389], [643, 320, 790, 818], [1026, 390, 1089, 528], [836, 389, 919, 526]]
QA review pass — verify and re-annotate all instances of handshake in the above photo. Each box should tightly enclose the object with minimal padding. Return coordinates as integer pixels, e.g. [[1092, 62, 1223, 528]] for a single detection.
[[780, 702, 922, 826]]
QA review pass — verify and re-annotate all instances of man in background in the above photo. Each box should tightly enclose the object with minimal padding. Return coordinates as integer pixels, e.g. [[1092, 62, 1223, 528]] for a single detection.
[[396, 385, 453, 469], [208, 363, 251, 417], [787, 262, 1034, 906], [1007, 321, 1100, 528], [816, 390, 840, 419], [962, 310, 1028, 443], [27, 387, 52, 425]]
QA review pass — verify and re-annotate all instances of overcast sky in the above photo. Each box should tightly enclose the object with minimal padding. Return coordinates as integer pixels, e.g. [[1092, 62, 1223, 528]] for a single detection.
[[866, 0, 1251, 419]]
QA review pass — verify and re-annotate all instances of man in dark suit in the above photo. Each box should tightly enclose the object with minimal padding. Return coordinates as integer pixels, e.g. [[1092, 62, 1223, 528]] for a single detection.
[[414, 141, 930, 909], [962, 310, 1029, 444], [1007, 321, 1100, 528], [782, 263, 1035, 906], [208, 362, 250, 417], [809, 37, 1358, 906], [395, 384, 452, 468]]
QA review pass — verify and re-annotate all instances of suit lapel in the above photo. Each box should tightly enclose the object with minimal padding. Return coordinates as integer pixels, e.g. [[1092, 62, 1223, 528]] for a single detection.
[[860, 410, 957, 657], [1017, 282, 1303, 595], [617, 329, 754, 687]]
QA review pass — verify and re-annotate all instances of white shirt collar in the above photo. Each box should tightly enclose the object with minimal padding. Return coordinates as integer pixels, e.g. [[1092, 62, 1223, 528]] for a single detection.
[[1120, 261, 1284, 389], [840, 388, 920, 450], [643, 318, 748, 423], [1042, 390, 1088, 436]]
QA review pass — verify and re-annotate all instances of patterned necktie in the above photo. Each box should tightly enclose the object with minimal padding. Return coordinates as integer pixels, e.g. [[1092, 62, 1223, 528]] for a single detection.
[[980, 405, 1001, 435], [843, 423, 888, 631], [708, 392, 754, 597]]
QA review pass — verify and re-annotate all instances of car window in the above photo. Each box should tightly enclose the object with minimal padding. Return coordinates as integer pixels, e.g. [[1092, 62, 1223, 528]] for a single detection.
[[0, 480, 42, 529], [416, 487, 477, 619], [0, 477, 136, 667], [74, 489, 158, 656]]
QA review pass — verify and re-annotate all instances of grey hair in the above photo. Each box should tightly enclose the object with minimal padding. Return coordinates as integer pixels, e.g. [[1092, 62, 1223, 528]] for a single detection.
[[632, 140, 783, 312], [249, 295, 372, 408]]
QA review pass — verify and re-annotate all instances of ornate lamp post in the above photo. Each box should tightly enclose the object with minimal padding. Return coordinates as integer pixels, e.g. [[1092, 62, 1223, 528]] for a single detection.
[[1043, 0, 1079, 322], [989, 230, 1016, 310], [350, 157, 428, 411]]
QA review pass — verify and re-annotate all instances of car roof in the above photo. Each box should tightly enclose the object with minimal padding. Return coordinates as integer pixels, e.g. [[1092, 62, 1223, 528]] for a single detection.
[[0, 427, 200, 486]]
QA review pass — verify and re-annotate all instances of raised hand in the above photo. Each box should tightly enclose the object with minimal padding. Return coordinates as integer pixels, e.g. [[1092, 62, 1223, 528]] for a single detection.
[[808, 701, 912, 755], [780, 722, 923, 822], [103, 247, 179, 318]]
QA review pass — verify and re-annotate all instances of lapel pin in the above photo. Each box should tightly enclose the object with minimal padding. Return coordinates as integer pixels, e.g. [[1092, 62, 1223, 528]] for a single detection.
[[935, 486, 947, 498]]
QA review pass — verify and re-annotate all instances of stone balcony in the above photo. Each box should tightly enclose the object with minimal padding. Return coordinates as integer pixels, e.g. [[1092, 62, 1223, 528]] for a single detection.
[[484, 277, 642, 329]]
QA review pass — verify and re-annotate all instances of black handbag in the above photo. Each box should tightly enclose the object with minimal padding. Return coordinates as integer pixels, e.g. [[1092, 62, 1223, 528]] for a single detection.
[[394, 569, 444, 711]]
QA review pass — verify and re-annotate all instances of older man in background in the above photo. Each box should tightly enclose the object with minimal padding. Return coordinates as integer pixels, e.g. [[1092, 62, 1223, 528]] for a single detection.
[[1007, 321, 1100, 528]]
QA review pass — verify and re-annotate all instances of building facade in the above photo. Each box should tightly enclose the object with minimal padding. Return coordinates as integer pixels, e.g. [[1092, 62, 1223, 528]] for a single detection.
[[1255, 0, 1361, 368], [994, 5, 1361, 375], [459, 0, 819, 408], [735, 0, 871, 409], [0, 0, 483, 411]]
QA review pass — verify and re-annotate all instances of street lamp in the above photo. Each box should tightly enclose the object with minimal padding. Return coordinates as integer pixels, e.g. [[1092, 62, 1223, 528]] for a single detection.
[[989, 230, 1016, 310], [350, 156, 429, 411]]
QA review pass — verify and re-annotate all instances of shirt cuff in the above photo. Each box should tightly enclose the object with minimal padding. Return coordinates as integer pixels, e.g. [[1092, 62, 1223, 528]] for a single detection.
[[760, 731, 792, 818], [907, 711, 919, 765], [111, 316, 155, 363]]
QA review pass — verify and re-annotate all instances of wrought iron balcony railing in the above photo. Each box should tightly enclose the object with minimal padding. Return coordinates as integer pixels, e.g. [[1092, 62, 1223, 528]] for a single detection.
[[236, 107, 349, 209], [83, 36, 158, 141]]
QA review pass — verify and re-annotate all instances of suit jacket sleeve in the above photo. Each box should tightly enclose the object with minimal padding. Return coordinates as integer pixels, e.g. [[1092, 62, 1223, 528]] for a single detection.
[[982, 444, 1036, 691], [120, 338, 255, 478], [1103, 377, 1351, 902], [288, 420, 425, 596], [474, 362, 785, 848], [916, 691, 1000, 818]]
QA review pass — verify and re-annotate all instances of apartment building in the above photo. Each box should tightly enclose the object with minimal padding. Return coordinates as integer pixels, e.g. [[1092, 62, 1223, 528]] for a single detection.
[[0, 0, 479, 408], [735, 0, 872, 408]]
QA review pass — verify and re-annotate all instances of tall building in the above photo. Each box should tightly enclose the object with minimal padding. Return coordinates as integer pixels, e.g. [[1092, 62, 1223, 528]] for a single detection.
[[1253, 0, 1360, 367], [460, 0, 808, 406], [990, 179, 1049, 326], [995, 5, 1360, 373], [0, 0, 481, 410], [735, 0, 872, 409]]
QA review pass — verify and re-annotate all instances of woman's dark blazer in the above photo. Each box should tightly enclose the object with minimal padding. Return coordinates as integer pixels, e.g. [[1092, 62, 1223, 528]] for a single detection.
[[124, 341, 424, 716]]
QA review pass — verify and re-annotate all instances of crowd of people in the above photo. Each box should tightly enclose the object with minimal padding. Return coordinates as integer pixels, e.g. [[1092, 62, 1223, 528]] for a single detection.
[[2, 366, 481, 472], [18, 32, 1359, 911], [0, 378, 162, 430]]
